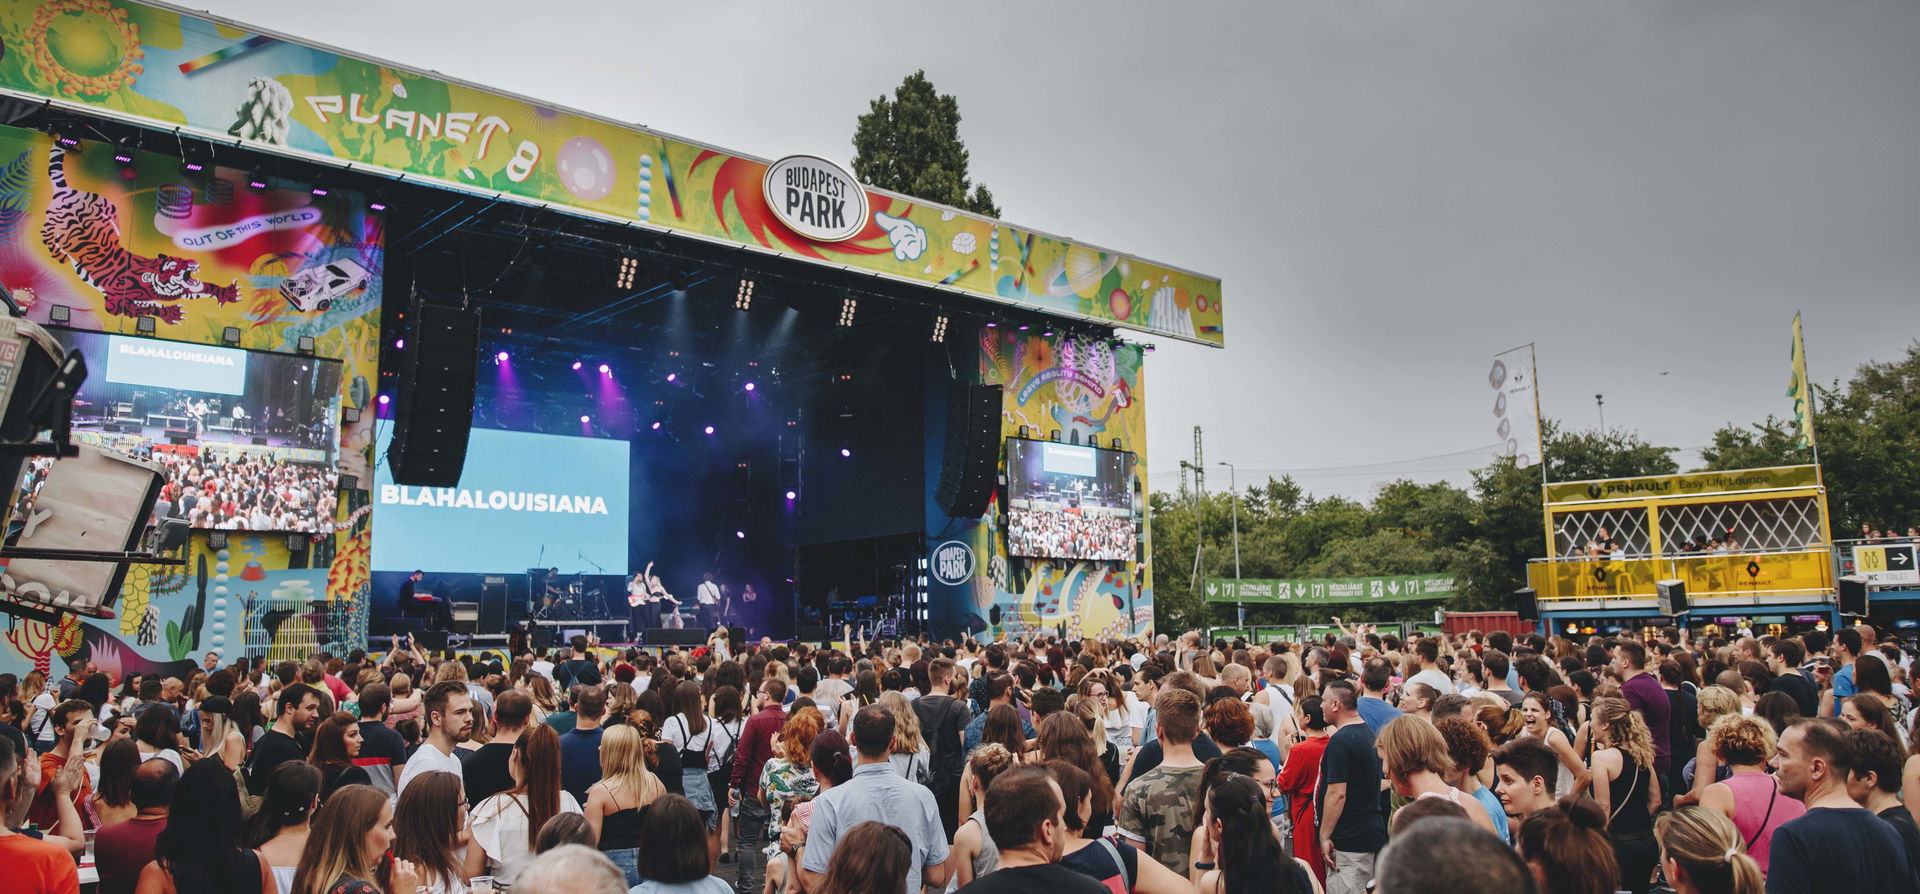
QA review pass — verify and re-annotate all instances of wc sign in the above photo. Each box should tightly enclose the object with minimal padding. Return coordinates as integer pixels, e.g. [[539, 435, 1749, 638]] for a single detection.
[[932, 540, 975, 587], [764, 155, 869, 242]]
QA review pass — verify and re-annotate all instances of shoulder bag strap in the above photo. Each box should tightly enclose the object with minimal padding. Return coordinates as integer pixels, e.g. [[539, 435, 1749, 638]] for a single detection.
[[1097, 836, 1131, 893], [1607, 755, 1639, 826], [1745, 777, 1779, 852]]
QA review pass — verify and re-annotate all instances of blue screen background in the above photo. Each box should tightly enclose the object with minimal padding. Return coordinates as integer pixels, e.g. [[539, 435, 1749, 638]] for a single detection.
[[372, 427, 630, 573]]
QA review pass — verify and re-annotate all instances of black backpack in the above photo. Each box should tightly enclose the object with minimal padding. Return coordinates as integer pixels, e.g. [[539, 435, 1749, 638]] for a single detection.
[[917, 695, 971, 791]]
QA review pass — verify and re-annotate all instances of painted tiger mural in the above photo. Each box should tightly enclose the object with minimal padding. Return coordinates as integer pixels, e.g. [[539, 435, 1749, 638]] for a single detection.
[[41, 145, 239, 324]]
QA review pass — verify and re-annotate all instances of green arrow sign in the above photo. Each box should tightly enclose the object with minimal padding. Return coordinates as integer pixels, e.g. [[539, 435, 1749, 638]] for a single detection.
[[1204, 574, 1458, 604]]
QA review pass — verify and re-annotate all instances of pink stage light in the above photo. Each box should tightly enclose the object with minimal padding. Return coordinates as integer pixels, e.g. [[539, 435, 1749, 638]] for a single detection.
[[579, 415, 590, 423], [496, 351, 509, 362], [704, 425, 715, 435], [651, 422, 662, 430], [743, 382, 755, 392], [785, 490, 797, 500], [840, 447, 851, 458], [571, 361, 582, 370], [599, 364, 611, 375], [378, 395, 391, 405]]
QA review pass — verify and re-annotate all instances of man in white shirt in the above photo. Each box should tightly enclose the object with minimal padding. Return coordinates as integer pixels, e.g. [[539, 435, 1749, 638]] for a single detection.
[[696, 572, 721, 629], [530, 653, 556, 682], [1406, 637, 1456, 695], [397, 681, 473, 794]]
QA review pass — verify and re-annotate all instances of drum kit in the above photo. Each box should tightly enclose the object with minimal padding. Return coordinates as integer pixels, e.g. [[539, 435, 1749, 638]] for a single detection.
[[533, 573, 610, 620]]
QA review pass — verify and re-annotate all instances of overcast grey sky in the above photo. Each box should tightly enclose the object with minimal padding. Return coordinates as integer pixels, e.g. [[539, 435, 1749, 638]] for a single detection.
[[199, 0, 1920, 500]]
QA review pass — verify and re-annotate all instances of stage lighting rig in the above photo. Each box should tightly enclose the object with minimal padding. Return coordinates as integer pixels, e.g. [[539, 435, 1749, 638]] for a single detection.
[[615, 256, 639, 290], [838, 296, 857, 327], [930, 314, 948, 343], [735, 277, 755, 310]]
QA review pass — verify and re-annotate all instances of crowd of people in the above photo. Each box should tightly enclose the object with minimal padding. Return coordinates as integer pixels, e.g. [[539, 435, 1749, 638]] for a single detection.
[[147, 450, 336, 533], [1006, 508, 1136, 562], [1, 619, 1917, 894]]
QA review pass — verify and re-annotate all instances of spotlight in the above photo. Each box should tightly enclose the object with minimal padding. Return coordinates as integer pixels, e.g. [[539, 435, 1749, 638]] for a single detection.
[[368, 199, 388, 212], [579, 415, 590, 423], [571, 361, 582, 370], [496, 351, 509, 363], [931, 314, 948, 343], [1018, 324, 1030, 331], [1043, 329, 1054, 337], [838, 296, 857, 327], [735, 531, 745, 539], [246, 171, 268, 191], [666, 373, 677, 382], [221, 326, 240, 346], [704, 425, 715, 435], [651, 422, 662, 430], [598, 363, 610, 375], [785, 491, 797, 500], [743, 382, 755, 392], [394, 338, 405, 349], [735, 278, 755, 311], [378, 394, 391, 405], [310, 186, 329, 197], [985, 322, 998, 328], [615, 256, 638, 290], [839, 447, 851, 458]]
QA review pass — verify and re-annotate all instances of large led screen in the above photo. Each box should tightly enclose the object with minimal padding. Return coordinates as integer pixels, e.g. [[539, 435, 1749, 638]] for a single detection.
[[372, 427, 630, 573], [11, 329, 343, 533], [1005, 438, 1137, 562]]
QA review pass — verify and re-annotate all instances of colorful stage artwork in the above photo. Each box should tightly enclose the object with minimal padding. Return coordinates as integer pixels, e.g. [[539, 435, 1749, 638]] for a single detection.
[[934, 329, 1151, 640], [0, 122, 381, 682], [0, 0, 1222, 346]]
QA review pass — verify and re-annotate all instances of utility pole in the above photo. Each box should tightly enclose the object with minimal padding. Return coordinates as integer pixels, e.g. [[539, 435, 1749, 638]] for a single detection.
[[1595, 393, 1605, 433], [1219, 461, 1242, 628]]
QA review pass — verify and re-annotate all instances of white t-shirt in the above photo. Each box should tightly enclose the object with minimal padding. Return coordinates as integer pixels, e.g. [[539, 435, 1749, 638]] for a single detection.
[[663, 714, 711, 762], [137, 744, 185, 775], [531, 660, 555, 681], [697, 581, 721, 606], [29, 691, 58, 743], [471, 790, 583, 885], [1408, 668, 1455, 695], [397, 742, 465, 794]]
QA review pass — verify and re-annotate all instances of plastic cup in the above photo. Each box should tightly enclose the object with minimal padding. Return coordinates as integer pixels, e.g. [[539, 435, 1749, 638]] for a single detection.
[[468, 876, 494, 894], [83, 829, 95, 861]]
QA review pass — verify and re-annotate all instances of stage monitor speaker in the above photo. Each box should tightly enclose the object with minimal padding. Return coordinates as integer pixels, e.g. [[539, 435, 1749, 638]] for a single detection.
[[412, 629, 449, 652], [645, 628, 707, 646], [935, 383, 1003, 519], [1513, 586, 1538, 622], [388, 300, 480, 487], [1655, 579, 1688, 616], [797, 625, 830, 644], [165, 429, 190, 444], [1838, 575, 1869, 616]]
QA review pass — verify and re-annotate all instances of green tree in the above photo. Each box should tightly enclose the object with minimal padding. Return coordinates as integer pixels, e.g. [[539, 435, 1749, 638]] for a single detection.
[[1806, 344, 1920, 532], [1542, 420, 1680, 482], [1699, 416, 1809, 471], [852, 71, 1001, 217]]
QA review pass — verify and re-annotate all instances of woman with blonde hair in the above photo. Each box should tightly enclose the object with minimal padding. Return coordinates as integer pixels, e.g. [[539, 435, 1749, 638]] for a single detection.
[[877, 691, 930, 783], [1655, 806, 1764, 894], [1674, 685, 1742, 807], [289, 784, 418, 894], [1077, 670, 1139, 752], [1589, 697, 1661, 894], [1376, 715, 1501, 835], [583, 723, 666, 886], [1694, 714, 1802, 873]]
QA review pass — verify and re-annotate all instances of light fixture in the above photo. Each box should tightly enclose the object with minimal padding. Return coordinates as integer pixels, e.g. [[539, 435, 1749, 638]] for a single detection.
[[206, 532, 228, 551], [1019, 425, 1030, 439], [735, 278, 755, 311], [378, 394, 391, 406], [368, 198, 388, 212], [310, 186, 329, 197], [1050, 430, 1062, 442], [615, 256, 638, 290], [49, 305, 69, 324], [246, 171, 268, 191], [287, 533, 307, 552], [735, 531, 745, 539], [743, 382, 755, 392], [666, 373, 677, 382], [221, 326, 240, 346], [579, 415, 590, 423], [496, 350, 509, 363], [598, 363, 610, 375], [704, 425, 715, 435], [839, 447, 851, 458], [838, 296, 857, 327], [571, 361, 582, 371], [297, 336, 316, 355], [136, 316, 156, 334], [343, 406, 361, 423], [650, 422, 662, 430], [785, 490, 797, 500], [931, 314, 948, 343], [394, 338, 405, 349]]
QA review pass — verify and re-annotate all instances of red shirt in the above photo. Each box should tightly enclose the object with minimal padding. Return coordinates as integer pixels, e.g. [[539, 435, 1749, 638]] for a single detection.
[[731, 705, 788, 799], [95, 814, 167, 894], [0, 832, 79, 894], [27, 752, 90, 831]]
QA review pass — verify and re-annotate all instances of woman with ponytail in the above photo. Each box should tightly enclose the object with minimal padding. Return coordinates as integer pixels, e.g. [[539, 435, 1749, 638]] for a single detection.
[[1589, 697, 1661, 894], [1049, 760, 1223, 894], [248, 761, 322, 894], [1474, 701, 1526, 747], [1518, 796, 1619, 894], [1196, 772, 1317, 894], [1655, 806, 1764, 894]]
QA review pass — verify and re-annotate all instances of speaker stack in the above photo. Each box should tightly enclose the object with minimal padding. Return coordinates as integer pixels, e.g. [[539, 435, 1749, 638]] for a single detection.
[[935, 383, 1002, 519], [1838, 575, 1869, 616], [1655, 579, 1689, 618], [388, 300, 481, 487], [1513, 586, 1538, 622]]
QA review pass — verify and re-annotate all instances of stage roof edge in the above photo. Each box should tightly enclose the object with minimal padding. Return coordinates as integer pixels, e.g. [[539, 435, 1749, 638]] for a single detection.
[[0, 0, 1224, 347]]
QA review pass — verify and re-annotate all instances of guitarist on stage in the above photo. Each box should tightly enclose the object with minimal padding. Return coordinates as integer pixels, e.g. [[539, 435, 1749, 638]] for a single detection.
[[628, 561, 681, 641]]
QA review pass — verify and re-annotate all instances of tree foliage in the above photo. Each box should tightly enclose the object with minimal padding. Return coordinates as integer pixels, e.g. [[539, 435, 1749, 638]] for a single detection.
[[1148, 343, 1920, 633], [851, 71, 1001, 217]]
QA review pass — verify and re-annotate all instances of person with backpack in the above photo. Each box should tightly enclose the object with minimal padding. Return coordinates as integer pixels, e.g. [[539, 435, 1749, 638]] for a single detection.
[[914, 657, 974, 836]]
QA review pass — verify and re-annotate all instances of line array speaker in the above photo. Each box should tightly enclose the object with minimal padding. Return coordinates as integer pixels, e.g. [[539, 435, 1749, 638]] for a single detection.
[[1513, 586, 1538, 622], [1838, 575, 1869, 616], [935, 383, 1002, 518], [388, 301, 480, 487]]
